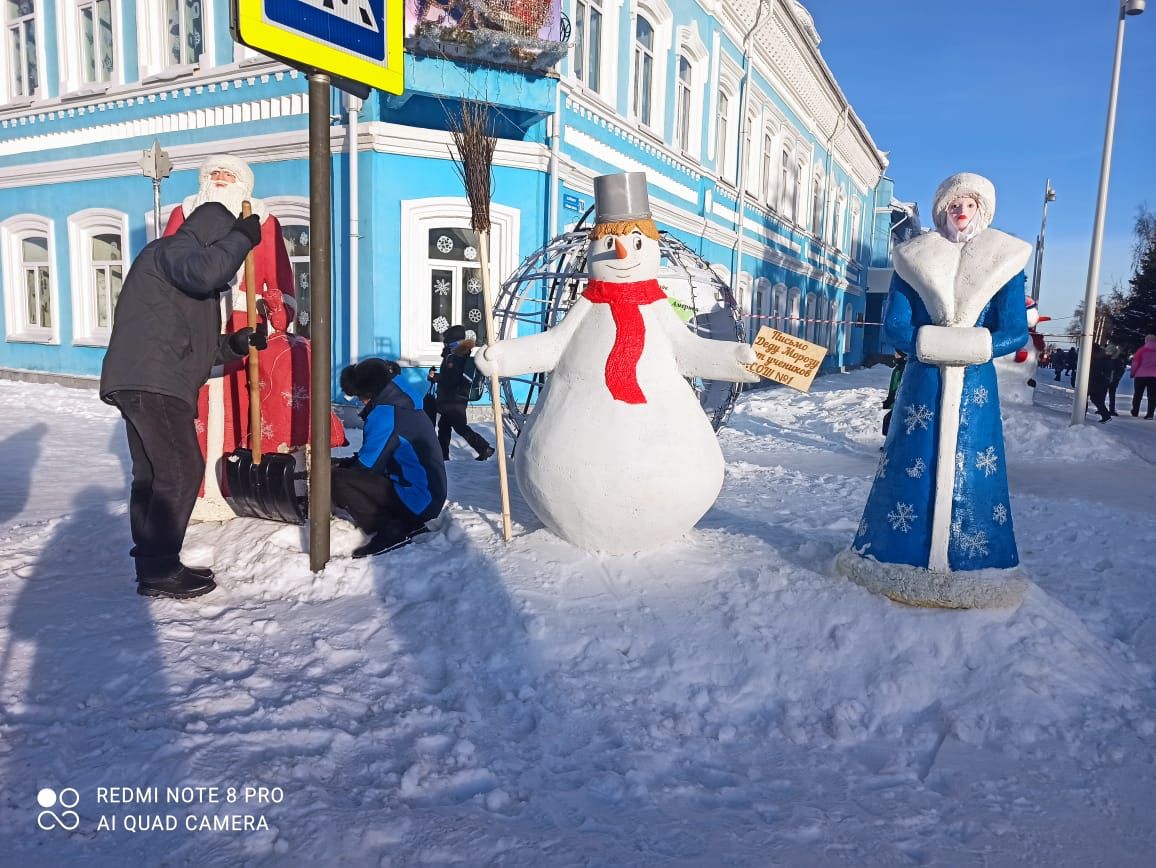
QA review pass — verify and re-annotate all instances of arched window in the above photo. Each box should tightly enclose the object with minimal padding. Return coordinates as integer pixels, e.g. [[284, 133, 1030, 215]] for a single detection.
[[4, 0, 43, 100], [400, 198, 520, 365], [779, 141, 795, 220], [674, 56, 692, 152], [804, 293, 819, 343], [833, 189, 847, 251], [716, 88, 732, 180], [68, 208, 129, 345], [761, 127, 775, 205], [828, 298, 840, 353], [811, 170, 824, 235], [843, 301, 854, 354], [2, 214, 57, 342], [849, 201, 862, 262], [771, 283, 787, 332], [787, 287, 802, 338], [633, 16, 655, 127]]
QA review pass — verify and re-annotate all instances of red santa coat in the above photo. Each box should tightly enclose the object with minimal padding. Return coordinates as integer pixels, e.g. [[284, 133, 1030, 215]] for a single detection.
[[163, 207, 345, 490]]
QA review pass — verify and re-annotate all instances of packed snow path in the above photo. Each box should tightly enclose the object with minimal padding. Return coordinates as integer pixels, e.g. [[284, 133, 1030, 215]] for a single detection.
[[1, 370, 1154, 865]]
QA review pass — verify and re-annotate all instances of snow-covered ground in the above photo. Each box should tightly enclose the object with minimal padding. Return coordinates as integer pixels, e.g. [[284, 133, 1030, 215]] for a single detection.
[[1, 368, 1154, 866]]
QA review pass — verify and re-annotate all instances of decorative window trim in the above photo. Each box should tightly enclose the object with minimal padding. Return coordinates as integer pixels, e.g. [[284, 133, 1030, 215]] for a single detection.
[[136, 0, 214, 82], [399, 197, 519, 367], [1, 213, 59, 344], [568, 0, 619, 102], [674, 22, 707, 159], [786, 286, 802, 338], [843, 301, 854, 354], [629, 0, 672, 134], [771, 282, 787, 331], [2, 0, 48, 105], [67, 208, 129, 346], [56, 0, 124, 96], [711, 53, 742, 180], [849, 200, 863, 262]]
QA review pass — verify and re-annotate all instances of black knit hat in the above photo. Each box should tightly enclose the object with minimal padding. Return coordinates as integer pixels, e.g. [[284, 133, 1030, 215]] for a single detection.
[[442, 325, 467, 344], [339, 358, 399, 398]]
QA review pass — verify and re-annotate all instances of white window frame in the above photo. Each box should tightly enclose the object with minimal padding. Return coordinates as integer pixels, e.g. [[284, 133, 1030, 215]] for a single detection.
[[2, 214, 59, 343], [760, 127, 775, 206], [673, 23, 707, 159], [810, 168, 824, 235], [572, 0, 606, 94], [849, 201, 862, 262], [778, 138, 795, 219], [787, 286, 802, 338], [3, 0, 46, 104], [833, 188, 847, 251], [843, 301, 854, 354], [715, 87, 733, 180], [828, 297, 839, 353], [752, 276, 771, 333], [68, 208, 129, 346], [804, 293, 819, 343], [56, 0, 123, 95], [771, 282, 787, 331], [265, 196, 310, 331], [136, 0, 214, 82], [712, 55, 741, 184], [400, 198, 520, 367], [743, 108, 758, 195], [629, 0, 671, 134]]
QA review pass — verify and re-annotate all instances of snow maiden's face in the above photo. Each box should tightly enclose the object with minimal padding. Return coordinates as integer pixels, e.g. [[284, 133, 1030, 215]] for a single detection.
[[587, 227, 661, 283], [947, 196, 979, 232]]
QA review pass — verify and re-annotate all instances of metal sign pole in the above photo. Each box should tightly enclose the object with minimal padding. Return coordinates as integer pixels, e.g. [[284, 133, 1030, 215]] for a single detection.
[[309, 72, 333, 573]]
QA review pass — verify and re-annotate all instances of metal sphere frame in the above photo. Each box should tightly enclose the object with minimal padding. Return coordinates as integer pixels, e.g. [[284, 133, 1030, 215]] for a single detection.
[[490, 214, 747, 440]]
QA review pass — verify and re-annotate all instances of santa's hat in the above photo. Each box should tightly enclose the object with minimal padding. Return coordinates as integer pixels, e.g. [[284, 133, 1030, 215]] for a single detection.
[[932, 172, 995, 234], [198, 154, 254, 196]]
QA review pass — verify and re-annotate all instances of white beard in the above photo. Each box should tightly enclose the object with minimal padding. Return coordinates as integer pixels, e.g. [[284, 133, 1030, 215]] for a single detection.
[[183, 184, 268, 222]]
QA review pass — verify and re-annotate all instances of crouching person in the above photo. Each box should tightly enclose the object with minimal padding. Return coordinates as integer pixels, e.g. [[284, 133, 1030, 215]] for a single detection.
[[335, 359, 448, 558]]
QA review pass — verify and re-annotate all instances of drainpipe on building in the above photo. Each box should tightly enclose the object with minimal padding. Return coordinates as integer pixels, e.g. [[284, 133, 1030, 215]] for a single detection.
[[730, 0, 768, 325], [548, 85, 562, 242], [344, 93, 363, 360]]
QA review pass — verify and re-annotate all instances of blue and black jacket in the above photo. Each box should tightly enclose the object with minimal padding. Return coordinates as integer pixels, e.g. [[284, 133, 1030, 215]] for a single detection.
[[358, 381, 447, 522]]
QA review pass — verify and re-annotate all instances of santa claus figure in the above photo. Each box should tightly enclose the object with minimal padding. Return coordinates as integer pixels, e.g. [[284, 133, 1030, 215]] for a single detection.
[[993, 296, 1050, 405], [163, 155, 345, 520]]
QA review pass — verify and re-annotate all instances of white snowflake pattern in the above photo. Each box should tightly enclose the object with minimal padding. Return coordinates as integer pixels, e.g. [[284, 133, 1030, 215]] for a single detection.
[[466, 277, 482, 295], [904, 404, 933, 434], [281, 384, 311, 409], [875, 454, 889, 480], [956, 451, 965, 473], [956, 528, 990, 558], [432, 316, 450, 334], [857, 517, 868, 539], [433, 278, 452, 296], [972, 386, 989, 407], [975, 446, 1000, 478], [467, 308, 483, 324], [993, 503, 1008, 525], [436, 235, 454, 254], [260, 420, 275, 441], [887, 502, 917, 533], [906, 457, 926, 478], [464, 246, 478, 261], [464, 329, 477, 342], [194, 418, 206, 435]]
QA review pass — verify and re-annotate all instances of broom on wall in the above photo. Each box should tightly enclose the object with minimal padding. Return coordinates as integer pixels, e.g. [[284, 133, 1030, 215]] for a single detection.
[[449, 100, 513, 542]]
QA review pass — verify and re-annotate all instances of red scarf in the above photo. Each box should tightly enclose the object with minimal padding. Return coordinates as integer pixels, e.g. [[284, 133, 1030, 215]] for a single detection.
[[582, 278, 666, 404]]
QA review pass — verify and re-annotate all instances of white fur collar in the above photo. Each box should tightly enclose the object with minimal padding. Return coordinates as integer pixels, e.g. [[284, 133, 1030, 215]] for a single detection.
[[182, 194, 269, 223], [892, 229, 1031, 326]]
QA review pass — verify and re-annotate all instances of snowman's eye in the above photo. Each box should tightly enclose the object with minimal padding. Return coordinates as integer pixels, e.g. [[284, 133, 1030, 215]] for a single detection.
[[633, 236, 643, 251], [606, 238, 614, 250]]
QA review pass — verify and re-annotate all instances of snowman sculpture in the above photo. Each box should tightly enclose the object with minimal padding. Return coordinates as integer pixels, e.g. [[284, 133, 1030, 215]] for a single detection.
[[993, 296, 1050, 405], [474, 172, 759, 554]]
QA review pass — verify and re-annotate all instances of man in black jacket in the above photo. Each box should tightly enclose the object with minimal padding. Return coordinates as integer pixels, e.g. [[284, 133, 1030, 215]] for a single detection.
[[100, 202, 264, 599], [427, 325, 494, 461]]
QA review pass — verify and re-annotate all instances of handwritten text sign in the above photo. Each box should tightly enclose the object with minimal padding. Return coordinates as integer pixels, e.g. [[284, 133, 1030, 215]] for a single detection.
[[746, 326, 828, 392]]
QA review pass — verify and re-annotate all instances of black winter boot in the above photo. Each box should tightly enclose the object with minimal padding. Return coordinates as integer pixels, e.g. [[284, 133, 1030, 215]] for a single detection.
[[353, 523, 430, 558], [136, 562, 216, 599]]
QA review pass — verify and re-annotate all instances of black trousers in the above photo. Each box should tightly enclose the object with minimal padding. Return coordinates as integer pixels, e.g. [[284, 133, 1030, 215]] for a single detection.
[[1089, 380, 1111, 420], [1108, 375, 1123, 413], [435, 402, 491, 458], [331, 465, 422, 534], [1133, 377, 1156, 417], [111, 390, 203, 576]]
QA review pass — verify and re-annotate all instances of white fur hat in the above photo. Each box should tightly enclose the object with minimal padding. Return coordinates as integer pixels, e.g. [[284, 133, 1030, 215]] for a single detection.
[[932, 172, 995, 233], [198, 154, 254, 196]]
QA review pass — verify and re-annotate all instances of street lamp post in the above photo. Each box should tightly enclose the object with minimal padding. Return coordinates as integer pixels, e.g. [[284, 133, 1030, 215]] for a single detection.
[[1029, 179, 1056, 302], [1071, 0, 1145, 426]]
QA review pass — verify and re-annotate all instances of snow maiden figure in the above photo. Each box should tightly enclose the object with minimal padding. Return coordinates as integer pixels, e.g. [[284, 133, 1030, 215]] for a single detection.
[[474, 172, 758, 554], [836, 173, 1031, 608]]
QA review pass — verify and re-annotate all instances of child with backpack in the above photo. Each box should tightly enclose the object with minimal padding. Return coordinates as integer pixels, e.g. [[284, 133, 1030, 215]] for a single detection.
[[428, 325, 495, 462]]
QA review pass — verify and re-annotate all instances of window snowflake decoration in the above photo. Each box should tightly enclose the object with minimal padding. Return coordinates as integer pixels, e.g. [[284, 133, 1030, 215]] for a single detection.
[[436, 235, 454, 254], [432, 316, 450, 334], [467, 309, 483, 324], [299, 231, 309, 246], [466, 277, 482, 295], [433, 278, 452, 296], [464, 246, 478, 261], [465, 329, 477, 342]]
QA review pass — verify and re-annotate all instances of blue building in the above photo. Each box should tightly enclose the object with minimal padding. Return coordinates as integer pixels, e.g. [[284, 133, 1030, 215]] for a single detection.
[[0, 0, 899, 386]]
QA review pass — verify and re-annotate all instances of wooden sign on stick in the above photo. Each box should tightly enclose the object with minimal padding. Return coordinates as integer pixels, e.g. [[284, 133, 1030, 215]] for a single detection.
[[746, 326, 828, 392]]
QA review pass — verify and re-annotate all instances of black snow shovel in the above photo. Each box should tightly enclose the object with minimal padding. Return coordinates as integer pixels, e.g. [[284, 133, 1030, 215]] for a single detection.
[[223, 201, 307, 525]]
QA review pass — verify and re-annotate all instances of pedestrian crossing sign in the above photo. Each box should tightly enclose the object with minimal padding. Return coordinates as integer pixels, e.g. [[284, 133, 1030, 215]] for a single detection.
[[231, 0, 404, 94]]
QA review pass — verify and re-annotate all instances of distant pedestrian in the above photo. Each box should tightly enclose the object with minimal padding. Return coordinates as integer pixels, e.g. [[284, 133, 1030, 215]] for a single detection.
[[881, 350, 906, 438], [427, 325, 494, 462], [1087, 344, 1112, 423], [1130, 334, 1156, 419], [1068, 347, 1078, 386], [1107, 346, 1126, 416]]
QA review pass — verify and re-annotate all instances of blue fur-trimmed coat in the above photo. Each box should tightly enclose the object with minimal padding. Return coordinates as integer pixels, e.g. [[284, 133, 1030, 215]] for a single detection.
[[851, 229, 1031, 573]]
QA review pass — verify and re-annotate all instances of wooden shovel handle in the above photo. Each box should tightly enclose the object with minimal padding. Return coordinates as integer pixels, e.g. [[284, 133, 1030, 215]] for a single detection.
[[242, 200, 262, 465]]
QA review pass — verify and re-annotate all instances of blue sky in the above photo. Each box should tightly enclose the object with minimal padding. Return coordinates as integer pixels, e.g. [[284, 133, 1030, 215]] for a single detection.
[[806, 0, 1156, 341]]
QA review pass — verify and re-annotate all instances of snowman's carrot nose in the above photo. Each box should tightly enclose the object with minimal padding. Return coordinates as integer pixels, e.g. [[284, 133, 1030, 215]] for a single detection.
[[614, 238, 628, 260]]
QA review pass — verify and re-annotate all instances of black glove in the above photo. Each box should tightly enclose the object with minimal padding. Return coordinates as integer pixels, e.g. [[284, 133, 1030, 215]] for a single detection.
[[332, 455, 358, 469], [227, 326, 267, 356], [232, 214, 262, 246]]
